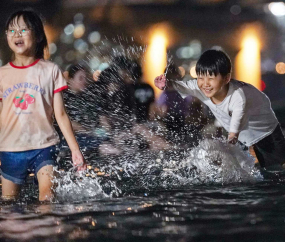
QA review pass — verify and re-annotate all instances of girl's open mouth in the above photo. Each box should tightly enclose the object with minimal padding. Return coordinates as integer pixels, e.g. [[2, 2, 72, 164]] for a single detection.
[[15, 40, 24, 46]]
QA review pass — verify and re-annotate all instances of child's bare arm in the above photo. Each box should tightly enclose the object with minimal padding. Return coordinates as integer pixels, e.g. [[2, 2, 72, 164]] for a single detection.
[[53, 92, 86, 171]]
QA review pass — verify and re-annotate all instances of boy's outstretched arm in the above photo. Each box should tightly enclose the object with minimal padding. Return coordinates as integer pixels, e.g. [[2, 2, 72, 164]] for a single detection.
[[53, 92, 86, 171], [154, 75, 167, 90]]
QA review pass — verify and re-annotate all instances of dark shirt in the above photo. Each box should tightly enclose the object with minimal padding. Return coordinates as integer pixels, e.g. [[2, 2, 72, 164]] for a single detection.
[[63, 85, 99, 130], [134, 83, 155, 123]]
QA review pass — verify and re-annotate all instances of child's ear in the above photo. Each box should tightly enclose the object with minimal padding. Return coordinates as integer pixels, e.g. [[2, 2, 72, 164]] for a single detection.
[[225, 73, 231, 84]]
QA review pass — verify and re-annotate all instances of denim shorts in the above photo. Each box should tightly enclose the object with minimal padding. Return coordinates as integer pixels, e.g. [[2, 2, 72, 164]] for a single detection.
[[0, 146, 56, 185]]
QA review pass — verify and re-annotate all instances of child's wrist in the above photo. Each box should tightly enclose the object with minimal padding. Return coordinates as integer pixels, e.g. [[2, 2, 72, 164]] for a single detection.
[[70, 146, 80, 153]]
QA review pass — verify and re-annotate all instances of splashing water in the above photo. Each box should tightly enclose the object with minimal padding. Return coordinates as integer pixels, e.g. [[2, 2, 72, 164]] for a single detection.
[[54, 37, 263, 203], [53, 138, 262, 202], [164, 54, 174, 76]]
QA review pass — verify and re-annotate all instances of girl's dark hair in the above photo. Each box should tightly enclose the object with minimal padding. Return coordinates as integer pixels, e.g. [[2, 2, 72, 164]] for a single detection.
[[196, 49, 232, 77], [5, 9, 48, 59]]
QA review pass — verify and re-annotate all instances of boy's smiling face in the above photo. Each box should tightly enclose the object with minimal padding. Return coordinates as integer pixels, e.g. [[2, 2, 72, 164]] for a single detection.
[[197, 72, 230, 104]]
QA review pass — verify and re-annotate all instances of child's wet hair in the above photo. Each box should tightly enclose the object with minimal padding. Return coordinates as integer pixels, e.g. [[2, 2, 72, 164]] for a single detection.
[[68, 64, 88, 79], [5, 9, 48, 59], [97, 66, 123, 85], [196, 49, 232, 77], [112, 56, 142, 80]]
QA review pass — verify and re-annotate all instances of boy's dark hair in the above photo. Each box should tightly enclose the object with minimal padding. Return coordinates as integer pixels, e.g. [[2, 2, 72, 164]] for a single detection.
[[5, 9, 48, 59], [196, 49, 232, 77]]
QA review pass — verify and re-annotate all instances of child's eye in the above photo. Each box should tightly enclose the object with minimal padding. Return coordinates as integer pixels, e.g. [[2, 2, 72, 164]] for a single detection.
[[21, 29, 26, 33], [10, 29, 15, 33]]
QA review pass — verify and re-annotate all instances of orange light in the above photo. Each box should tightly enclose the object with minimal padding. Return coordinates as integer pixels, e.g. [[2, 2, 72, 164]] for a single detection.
[[143, 24, 169, 98], [276, 62, 285, 74], [235, 25, 261, 90], [178, 66, 186, 77], [190, 66, 197, 78], [73, 24, 85, 39]]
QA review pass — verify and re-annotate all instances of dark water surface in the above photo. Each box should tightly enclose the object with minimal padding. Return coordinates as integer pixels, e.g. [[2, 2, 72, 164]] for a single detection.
[[1, 181, 285, 242], [1, 139, 284, 241]]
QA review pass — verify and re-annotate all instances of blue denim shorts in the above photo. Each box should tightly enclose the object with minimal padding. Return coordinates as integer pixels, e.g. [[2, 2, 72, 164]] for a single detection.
[[0, 146, 56, 185]]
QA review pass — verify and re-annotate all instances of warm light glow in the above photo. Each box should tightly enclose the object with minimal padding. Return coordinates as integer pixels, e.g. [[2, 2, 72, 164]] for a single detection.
[[190, 65, 197, 78], [269, 2, 285, 16], [44, 24, 59, 59], [143, 24, 168, 98], [276, 62, 285, 74], [73, 24, 85, 39], [235, 27, 261, 90], [178, 66, 186, 77]]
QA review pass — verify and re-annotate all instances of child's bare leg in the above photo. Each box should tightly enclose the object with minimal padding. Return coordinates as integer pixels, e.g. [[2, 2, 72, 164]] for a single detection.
[[1, 176, 21, 199], [37, 165, 54, 201]]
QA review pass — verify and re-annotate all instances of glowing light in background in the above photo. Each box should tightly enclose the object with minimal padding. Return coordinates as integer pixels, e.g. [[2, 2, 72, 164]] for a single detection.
[[89, 57, 101, 70], [276, 62, 285, 74], [73, 24, 85, 38], [88, 31, 101, 44], [176, 40, 201, 59], [144, 25, 168, 97], [261, 80, 266, 91], [64, 24, 75, 35], [44, 24, 59, 59], [49, 43, 57, 55], [268, 2, 285, 16], [230, 5, 241, 15], [178, 66, 186, 77], [74, 13, 84, 23], [74, 39, 88, 54], [235, 27, 261, 90], [189, 61, 197, 78], [190, 66, 197, 78]]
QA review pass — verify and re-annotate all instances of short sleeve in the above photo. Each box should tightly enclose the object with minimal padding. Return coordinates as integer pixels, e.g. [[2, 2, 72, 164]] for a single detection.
[[52, 64, 68, 93]]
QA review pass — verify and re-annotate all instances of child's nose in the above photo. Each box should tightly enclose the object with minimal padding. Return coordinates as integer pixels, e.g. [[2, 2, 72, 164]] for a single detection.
[[204, 78, 210, 86], [14, 30, 22, 37]]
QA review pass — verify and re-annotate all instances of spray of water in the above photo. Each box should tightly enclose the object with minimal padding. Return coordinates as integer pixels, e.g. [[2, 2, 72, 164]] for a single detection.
[[53, 139, 262, 202], [52, 37, 263, 203]]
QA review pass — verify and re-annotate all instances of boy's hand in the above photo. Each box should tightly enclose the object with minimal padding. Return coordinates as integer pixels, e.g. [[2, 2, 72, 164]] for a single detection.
[[154, 74, 167, 90], [72, 149, 86, 171], [228, 132, 239, 145]]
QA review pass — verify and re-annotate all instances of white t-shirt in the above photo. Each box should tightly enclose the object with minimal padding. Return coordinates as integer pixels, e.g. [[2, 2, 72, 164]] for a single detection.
[[172, 79, 278, 146], [0, 59, 68, 151]]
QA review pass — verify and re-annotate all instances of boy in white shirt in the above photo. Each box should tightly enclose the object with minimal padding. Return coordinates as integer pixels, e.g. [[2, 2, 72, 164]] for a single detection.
[[154, 49, 285, 169]]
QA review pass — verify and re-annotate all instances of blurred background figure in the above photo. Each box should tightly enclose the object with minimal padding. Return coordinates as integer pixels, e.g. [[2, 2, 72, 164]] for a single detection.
[[111, 56, 155, 123], [157, 64, 187, 143], [95, 57, 171, 156], [57, 64, 102, 162]]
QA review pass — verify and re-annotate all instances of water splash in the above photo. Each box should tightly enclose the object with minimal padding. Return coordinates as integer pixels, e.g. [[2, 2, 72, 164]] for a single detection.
[[53, 167, 121, 203], [54, 37, 262, 202], [53, 139, 262, 202]]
